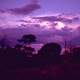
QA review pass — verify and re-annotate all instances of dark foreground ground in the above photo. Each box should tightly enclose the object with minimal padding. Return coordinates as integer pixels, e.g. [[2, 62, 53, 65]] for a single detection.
[[0, 46, 80, 80]]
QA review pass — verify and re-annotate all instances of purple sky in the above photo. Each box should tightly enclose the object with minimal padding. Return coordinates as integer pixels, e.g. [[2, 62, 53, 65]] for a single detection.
[[0, 0, 80, 16], [0, 0, 80, 47]]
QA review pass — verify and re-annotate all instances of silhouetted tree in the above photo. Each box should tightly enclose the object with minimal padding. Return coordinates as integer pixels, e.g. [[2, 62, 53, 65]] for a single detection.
[[17, 34, 36, 56], [18, 34, 36, 45], [38, 42, 62, 57]]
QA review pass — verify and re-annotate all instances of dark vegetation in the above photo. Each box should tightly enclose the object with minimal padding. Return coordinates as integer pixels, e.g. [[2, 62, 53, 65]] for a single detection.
[[0, 34, 80, 80]]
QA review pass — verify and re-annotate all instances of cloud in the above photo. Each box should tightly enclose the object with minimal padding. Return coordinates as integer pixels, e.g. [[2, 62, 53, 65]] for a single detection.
[[0, 12, 80, 46], [28, 16, 71, 24], [72, 17, 80, 22], [0, 24, 80, 46], [0, 10, 5, 13], [32, 14, 80, 24], [8, 0, 41, 15]]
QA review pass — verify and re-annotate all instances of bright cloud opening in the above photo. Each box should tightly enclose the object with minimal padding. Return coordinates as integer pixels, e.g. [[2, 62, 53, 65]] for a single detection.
[[54, 21, 65, 30]]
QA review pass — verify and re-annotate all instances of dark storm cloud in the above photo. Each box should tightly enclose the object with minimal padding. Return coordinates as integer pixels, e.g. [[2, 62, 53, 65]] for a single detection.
[[0, 9, 5, 13], [72, 17, 80, 21], [18, 20, 29, 23], [32, 16, 73, 23], [18, 15, 80, 24], [8, 0, 41, 15], [0, 25, 80, 46]]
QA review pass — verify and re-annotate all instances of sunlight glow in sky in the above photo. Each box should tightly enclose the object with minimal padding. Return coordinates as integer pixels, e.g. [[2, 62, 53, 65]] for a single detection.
[[0, 0, 80, 29], [0, 0, 80, 46], [54, 21, 65, 30]]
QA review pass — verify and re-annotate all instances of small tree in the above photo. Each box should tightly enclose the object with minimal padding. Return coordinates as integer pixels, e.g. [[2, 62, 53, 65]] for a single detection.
[[18, 34, 36, 45], [17, 34, 36, 56]]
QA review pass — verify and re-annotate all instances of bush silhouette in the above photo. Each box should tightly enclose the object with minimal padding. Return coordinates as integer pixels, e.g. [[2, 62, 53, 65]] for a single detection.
[[38, 42, 62, 57]]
